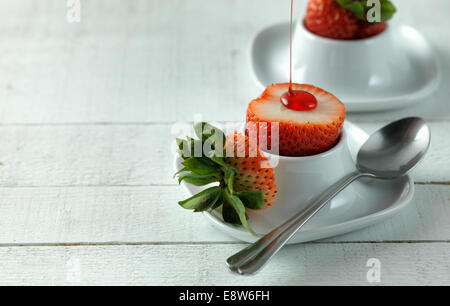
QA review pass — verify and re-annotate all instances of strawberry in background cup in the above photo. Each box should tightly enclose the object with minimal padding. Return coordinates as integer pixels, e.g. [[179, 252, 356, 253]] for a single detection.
[[305, 0, 397, 40]]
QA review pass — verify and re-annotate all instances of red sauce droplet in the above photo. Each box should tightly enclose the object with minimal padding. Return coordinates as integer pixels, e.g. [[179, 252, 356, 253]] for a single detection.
[[280, 89, 317, 111]]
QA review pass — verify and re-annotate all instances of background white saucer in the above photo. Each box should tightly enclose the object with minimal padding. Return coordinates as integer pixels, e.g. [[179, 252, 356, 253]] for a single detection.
[[250, 21, 440, 112], [173, 121, 414, 244]]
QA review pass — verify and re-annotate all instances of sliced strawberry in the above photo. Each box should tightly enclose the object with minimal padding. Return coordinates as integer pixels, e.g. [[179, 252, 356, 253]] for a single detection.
[[246, 83, 345, 157], [305, 0, 359, 40], [225, 132, 277, 209]]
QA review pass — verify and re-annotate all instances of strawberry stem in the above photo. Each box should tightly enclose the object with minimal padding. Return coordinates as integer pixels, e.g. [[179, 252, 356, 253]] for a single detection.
[[175, 122, 267, 236], [336, 0, 397, 23]]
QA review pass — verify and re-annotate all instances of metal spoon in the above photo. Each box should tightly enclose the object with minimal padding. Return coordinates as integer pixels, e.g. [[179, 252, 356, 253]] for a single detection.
[[227, 117, 431, 275]]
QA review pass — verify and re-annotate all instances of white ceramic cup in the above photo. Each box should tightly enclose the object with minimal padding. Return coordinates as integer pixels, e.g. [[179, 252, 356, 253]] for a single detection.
[[291, 19, 439, 107], [292, 19, 396, 100], [259, 125, 356, 220]]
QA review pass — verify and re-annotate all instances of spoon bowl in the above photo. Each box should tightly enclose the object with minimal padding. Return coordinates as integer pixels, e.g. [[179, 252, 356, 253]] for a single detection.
[[357, 117, 431, 178]]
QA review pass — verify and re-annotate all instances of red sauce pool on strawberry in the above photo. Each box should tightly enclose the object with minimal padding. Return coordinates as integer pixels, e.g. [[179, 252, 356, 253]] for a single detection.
[[280, 0, 318, 112], [280, 89, 317, 111]]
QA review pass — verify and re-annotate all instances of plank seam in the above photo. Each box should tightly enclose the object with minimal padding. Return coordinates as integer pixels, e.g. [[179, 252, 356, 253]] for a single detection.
[[0, 119, 448, 127], [0, 182, 447, 188], [1, 240, 450, 248]]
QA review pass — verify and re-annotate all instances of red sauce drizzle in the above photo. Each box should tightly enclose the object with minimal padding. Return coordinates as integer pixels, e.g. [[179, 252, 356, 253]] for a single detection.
[[281, 0, 317, 111]]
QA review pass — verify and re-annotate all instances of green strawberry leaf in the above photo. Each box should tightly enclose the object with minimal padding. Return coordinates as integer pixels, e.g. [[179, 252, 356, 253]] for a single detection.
[[194, 122, 226, 149], [176, 138, 185, 149], [236, 190, 265, 210], [337, 0, 396, 23], [179, 186, 221, 212], [182, 157, 221, 176], [211, 192, 223, 210], [337, 0, 365, 20], [178, 173, 221, 186], [223, 189, 257, 236], [222, 165, 238, 193], [173, 166, 189, 178], [380, 0, 396, 22], [176, 137, 202, 159], [222, 198, 241, 225], [208, 150, 227, 167], [194, 122, 217, 142], [176, 122, 270, 236]]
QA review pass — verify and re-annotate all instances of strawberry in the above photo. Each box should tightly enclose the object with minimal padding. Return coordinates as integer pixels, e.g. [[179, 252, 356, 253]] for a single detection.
[[305, 0, 359, 40], [246, 83, 345, 157], [175, 122, 277, 235], [225, 132, 277, 209], [305, 0, 396, 40], [357, 22, 386, 39]]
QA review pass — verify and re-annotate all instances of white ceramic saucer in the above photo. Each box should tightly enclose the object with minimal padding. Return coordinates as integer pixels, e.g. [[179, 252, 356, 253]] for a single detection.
[[173, 121, 414, 244], [250, 21, 440, 112]]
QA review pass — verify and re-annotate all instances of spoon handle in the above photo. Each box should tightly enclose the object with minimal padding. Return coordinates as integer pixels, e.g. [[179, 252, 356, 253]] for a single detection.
[[227, 171, 365, 275]]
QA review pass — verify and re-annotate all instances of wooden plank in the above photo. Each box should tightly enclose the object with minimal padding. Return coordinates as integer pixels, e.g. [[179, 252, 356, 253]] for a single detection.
[[0, 185, 233, 244], [0, 0, 265, 124], [0, 122, 447, 187], [0, 125, 174, 187], [0, 185, 448, 244], [0, 243, 449, 285], [1, 0, 450, 124]]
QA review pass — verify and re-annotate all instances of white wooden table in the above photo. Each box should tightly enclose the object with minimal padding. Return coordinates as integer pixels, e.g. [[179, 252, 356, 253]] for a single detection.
[[1, 0, 449, 285]]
